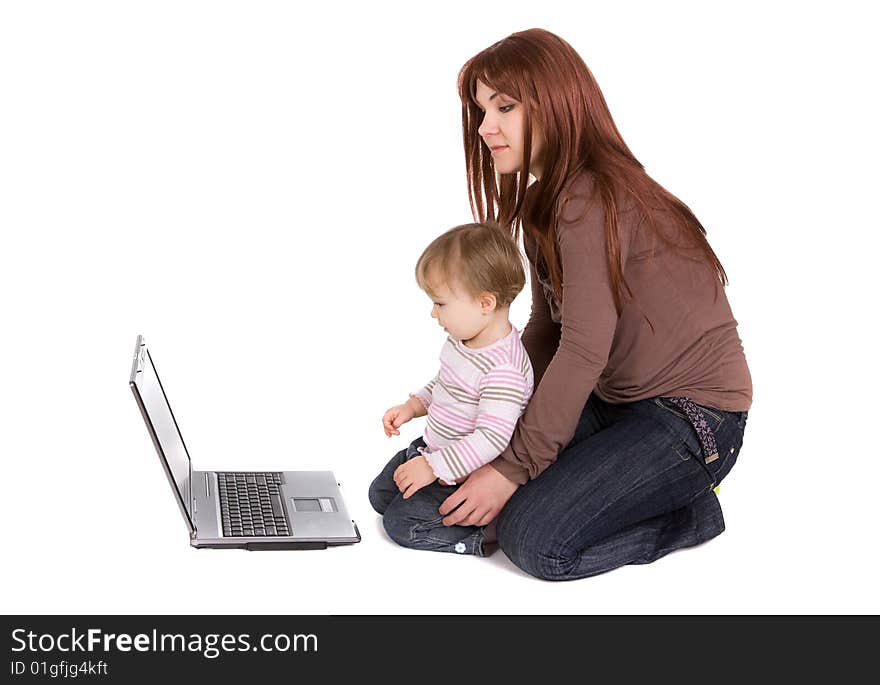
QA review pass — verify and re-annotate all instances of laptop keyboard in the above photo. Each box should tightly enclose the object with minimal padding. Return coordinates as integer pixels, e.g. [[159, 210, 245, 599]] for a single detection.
[[217, 472, 290, 537]]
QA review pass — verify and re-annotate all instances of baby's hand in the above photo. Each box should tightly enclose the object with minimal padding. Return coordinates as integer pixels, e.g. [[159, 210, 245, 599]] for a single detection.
[[382, 403, 414, 437], [393, 456, 437, 499]]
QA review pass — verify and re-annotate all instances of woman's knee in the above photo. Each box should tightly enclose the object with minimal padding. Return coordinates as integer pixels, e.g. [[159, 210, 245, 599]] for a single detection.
[[497, 504, 577, 581]]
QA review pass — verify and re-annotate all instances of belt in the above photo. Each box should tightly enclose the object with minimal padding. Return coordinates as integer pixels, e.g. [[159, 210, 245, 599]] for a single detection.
[[664, 396, 719, 465]]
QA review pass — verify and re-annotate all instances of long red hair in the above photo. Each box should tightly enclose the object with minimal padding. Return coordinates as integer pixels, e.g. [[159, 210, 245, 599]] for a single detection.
[[458, 28, 728, 311]]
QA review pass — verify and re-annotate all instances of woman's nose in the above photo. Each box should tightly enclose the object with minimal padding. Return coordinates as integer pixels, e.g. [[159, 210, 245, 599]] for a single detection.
[[478, 113, 498, 137]]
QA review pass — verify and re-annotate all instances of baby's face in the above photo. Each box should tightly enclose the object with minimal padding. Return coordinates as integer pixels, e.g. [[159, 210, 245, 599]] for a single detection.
[[424, 276, 487, 344]]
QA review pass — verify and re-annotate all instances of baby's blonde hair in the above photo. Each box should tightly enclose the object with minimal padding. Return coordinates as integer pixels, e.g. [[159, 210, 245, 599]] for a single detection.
[[415, 222, 525, 307]]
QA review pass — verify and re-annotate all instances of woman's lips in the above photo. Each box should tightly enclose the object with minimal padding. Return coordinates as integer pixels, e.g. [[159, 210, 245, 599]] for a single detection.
[[491, 146, 509, 155]]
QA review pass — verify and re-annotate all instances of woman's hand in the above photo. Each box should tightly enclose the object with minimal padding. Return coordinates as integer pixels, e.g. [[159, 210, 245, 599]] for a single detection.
[[438, 463, 519, 527], [382, 403, 414, 437]]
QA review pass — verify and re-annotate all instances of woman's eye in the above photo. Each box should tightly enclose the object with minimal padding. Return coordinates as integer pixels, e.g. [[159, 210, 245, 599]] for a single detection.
[[499, 104, 515, 113]]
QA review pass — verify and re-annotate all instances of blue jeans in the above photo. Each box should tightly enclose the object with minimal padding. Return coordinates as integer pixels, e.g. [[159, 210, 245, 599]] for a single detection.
[[496, 393, 748, 580], [368, 437, 490, 557], [368, 393, 748, 578]]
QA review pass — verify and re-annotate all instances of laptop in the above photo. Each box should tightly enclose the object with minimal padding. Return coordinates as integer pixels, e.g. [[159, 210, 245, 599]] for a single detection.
[[129, 335, 361, 550]]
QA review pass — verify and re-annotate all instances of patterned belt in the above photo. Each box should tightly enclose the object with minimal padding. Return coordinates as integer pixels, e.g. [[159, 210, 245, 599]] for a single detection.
[[664, 396, 719, 465]]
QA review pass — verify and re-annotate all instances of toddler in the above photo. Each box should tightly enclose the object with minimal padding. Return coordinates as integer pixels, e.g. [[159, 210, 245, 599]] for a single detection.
[[368, 222, 534, 556]]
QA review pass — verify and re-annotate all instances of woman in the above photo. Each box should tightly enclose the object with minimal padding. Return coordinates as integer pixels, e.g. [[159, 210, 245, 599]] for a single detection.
[[435, 28, 752, 580]]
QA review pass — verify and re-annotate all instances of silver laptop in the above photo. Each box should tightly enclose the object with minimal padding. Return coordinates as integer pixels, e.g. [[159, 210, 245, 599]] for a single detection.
[[129, 335, 361, 550]]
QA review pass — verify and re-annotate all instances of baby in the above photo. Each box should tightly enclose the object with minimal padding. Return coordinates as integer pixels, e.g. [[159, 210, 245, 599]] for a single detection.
[[368, 222, 534, 556]]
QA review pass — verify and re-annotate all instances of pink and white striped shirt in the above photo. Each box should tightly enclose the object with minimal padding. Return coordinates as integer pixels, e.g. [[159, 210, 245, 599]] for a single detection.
[[410, 326, 534, 485]]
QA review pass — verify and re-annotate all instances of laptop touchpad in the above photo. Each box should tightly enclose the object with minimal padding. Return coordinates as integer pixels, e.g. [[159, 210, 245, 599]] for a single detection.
[[292, 497, 336, 513]]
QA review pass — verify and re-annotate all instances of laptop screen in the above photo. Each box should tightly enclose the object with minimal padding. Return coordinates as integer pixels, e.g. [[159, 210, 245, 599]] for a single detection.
[[129, 337, 194, 533]]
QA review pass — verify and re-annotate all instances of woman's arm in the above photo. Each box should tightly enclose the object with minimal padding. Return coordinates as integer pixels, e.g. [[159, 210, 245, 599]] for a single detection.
[[491, 174, 630, 485]]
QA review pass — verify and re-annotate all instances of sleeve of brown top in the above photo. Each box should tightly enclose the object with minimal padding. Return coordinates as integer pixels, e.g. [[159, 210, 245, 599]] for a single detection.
[[490, 175, 626, 485]]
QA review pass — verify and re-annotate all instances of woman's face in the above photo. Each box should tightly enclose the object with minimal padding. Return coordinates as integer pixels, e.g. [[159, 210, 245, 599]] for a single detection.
[[475, 79, 545, 179]]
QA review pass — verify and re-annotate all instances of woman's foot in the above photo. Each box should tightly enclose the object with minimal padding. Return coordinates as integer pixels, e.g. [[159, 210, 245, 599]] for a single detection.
[[480, 519, 499, 556], [483, 519, 498, 544]]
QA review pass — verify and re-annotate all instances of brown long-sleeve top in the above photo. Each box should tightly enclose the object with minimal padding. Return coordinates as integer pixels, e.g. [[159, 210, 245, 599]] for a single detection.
[[491, 171, 753, 485]]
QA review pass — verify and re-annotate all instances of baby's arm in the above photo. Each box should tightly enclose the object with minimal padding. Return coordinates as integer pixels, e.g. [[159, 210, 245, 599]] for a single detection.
[[409, 374, 438, 415], [382, 375, 434, 437], [423, 365, 531, 484], [403, 395, 428, 418]]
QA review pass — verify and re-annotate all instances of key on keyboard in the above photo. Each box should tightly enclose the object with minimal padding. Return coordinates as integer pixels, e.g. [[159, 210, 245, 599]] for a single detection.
[[217, 472, 290, 537]]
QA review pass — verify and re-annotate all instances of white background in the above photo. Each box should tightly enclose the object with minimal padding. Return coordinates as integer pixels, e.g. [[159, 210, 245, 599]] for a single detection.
[[2, 0, 877, 614]]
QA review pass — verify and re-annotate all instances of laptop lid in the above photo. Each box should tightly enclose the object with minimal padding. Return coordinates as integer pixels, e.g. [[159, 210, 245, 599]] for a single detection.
[[129, 335, 195, 534]]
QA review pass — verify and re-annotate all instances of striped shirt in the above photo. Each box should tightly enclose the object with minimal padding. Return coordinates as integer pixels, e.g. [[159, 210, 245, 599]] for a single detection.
[[410, 326, 534, 485]]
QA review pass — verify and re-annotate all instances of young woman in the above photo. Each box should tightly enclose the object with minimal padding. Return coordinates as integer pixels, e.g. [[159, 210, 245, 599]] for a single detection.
[[435, 28, 752, 580]]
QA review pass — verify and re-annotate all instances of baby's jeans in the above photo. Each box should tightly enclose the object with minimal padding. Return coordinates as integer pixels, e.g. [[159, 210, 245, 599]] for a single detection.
[[368, 437, 490, 557]]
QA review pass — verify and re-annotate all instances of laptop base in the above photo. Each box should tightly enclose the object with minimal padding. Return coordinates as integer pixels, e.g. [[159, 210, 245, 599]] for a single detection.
[[193, 522, 361, 550]]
